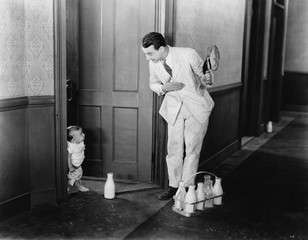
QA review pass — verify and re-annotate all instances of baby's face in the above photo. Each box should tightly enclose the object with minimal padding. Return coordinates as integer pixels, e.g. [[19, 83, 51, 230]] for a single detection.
[[71, 129, 85, 143]]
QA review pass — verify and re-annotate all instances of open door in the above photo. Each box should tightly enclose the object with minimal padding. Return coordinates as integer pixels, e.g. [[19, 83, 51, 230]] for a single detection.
[[243, 0, 288, 138], [268, 0, 288, 122], [244, 0, 268, 137], [66, 0, 156, 182]]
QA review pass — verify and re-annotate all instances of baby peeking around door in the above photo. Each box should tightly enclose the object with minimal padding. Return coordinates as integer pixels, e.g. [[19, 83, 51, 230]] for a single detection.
[[67, 126, 89, 192]]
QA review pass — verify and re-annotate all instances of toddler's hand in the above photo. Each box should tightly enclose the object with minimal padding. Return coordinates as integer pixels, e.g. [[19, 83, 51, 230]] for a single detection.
[[69, 169, 78, 178]]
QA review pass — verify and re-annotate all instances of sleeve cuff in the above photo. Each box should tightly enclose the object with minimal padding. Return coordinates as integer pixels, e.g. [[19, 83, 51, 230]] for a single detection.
[[158, 85, 165, 95], [206, 70, 214, 88]]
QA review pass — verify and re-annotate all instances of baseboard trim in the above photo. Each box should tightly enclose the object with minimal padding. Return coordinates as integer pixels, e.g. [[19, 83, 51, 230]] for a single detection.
[[209, 82, 242, 96], [28, 96, 55, 108], [0, 97, 28, 111], [0, 192, 31, 222], [0, 96, 55, 111], [284, 104, 308, 112], [284, 70, 308, 75], [31, 188, 57, 207]]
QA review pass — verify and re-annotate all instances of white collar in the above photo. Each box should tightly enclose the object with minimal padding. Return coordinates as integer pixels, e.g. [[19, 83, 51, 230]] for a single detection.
[[165, 46, 172, 66]]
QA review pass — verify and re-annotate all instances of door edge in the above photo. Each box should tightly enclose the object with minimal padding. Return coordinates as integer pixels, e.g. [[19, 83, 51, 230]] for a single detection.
[[54, 0, 68, 204]]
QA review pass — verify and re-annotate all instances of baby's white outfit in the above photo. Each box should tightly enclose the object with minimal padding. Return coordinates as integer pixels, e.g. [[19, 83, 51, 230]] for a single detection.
[[67, 141, 85, 186]]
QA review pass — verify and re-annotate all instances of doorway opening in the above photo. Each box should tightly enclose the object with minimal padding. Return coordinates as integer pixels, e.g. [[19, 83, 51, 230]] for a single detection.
[[65, 0, 160, 195]]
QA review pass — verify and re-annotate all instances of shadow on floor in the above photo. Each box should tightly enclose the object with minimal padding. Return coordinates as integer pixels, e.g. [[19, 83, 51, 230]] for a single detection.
[[125, 113, 308, 240], [0, 112, 307, 240], [68, 179, 159, 196], [0, 189, 170, 239]]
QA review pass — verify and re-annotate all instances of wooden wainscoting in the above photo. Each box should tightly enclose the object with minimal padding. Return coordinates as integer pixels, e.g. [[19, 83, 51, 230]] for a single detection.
[[283, 71, 308, 112], [0, 97, 30, 222], [199, 82, 242, 171], [28, 96, 56, 207], [0, 96, 56, 222]]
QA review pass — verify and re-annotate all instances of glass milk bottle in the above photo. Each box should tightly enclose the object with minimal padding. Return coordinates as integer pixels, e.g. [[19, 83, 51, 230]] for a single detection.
[[212, 177, 223, 205], [174, 181, 186, 211], [104, 172, 115, 199], [196, 182, 205, 210], [185, 185, 197, 214], [203, 179, 214, 208]]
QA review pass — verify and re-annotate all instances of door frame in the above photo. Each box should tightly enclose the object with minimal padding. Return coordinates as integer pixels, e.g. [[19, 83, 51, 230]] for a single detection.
[[54, 0, 173, 202], [152, 0, 174, 189], [243, 0, 267, 137], [54, 0, 68, 204], [240, 0, 253, 138], [242, 0, 288, 137], [268, 0, 288, 122]]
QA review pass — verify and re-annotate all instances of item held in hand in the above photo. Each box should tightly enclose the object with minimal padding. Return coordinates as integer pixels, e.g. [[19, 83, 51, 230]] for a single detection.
[[202, 45, 220, 73]]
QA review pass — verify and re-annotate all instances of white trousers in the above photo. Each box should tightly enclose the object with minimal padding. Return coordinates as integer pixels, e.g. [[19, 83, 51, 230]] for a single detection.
[[166, 104, 209, 188]]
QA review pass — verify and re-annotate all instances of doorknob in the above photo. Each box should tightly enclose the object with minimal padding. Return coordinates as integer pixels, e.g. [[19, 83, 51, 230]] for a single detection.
[[66, 79, 73, 101]]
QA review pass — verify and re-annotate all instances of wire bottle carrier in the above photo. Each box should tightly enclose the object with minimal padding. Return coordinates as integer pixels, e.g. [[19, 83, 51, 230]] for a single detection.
[[172, 171, 224, 217]]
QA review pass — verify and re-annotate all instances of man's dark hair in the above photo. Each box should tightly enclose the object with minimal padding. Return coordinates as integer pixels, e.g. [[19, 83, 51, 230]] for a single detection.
[[142, 32, 166, 50]]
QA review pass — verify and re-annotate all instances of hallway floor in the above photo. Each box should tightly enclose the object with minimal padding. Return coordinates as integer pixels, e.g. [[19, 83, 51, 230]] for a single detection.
[[0, 111, 307, 239]]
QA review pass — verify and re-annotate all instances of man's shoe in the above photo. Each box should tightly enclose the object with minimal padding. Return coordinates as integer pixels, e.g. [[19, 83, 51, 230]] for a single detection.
[[158, 187, 178, 200]]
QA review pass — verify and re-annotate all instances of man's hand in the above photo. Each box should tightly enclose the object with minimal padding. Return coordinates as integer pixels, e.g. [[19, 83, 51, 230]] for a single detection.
[[162, 82, 185, 92], [201, 70, 214, 86]]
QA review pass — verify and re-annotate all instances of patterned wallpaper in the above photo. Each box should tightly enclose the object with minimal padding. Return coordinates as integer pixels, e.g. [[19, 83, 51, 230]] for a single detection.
[[0, 0, 54, 99], [174, 0, 246, 87]]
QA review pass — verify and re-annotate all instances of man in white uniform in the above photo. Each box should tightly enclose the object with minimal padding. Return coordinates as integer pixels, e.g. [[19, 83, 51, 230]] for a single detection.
[[141, 32, 215, 200]]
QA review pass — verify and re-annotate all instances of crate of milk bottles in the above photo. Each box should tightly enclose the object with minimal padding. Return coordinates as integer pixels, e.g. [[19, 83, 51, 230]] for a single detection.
[[172, 171, 224, 217]]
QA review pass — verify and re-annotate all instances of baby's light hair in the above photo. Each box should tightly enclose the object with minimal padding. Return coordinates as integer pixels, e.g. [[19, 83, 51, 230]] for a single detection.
[[67, 125, 82, 141]]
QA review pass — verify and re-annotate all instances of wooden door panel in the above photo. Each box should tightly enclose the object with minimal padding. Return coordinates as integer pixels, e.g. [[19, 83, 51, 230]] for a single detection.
[[66, 0, 79, 126], [72, 0, 156, 182], [269, 4, 285, 122], [79, 106, 102, 160], [79, 92, 139, 107], [114, 108, 138, 163], [79, 0, 102, 90], [115, 0, 139, 91], [79, 105, 103, 176], [113, 107, 138, 179]]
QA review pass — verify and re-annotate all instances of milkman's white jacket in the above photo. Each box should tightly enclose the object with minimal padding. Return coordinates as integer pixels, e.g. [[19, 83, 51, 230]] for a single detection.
[[149, 46, 214, 125]]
